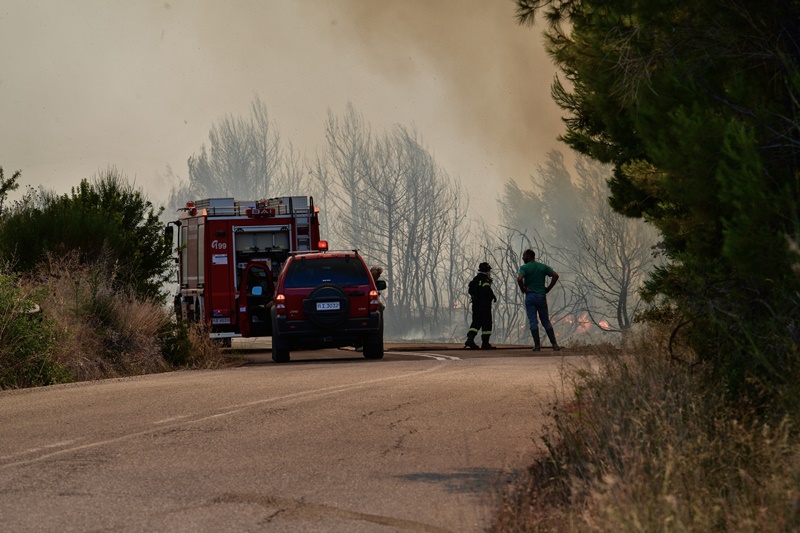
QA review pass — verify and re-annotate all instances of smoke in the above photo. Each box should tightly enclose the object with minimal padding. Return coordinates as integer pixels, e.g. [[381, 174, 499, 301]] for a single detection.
[[324, 0, 565, 198], [0, 1, 564, 222]]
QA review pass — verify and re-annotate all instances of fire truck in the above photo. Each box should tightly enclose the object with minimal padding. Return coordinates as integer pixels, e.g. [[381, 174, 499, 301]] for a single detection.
[[165, 196, 325, 342]]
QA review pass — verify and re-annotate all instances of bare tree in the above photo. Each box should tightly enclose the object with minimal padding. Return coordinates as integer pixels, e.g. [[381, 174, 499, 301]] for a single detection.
[[499, 151, 659, 341], [314, 105, 471, 338], [314, 103, 372, 250], [358, 125, 460, 334], [472, 227, 581, 344], [272, 142, 308, 196], [167, 96, 289, 209], [248, 96, 283, 198], [564, 190, 659, 332], [428, 171, 471, 333], [307, 155, 333, 239], [190, 96, 282, 199], [542, 156, 661, 334], [499, 150, 585, 249]]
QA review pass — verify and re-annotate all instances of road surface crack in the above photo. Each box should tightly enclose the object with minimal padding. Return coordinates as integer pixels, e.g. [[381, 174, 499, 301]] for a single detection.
[[362, 401, 413, 419], [211, 492, 453, 532]]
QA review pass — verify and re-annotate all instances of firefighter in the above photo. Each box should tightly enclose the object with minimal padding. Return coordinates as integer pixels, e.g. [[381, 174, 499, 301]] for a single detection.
[[370, 265, 386, 311], [465, 262, 497, 350]]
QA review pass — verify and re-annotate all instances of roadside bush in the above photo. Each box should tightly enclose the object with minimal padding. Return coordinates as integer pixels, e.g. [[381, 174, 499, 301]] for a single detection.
[[157, 320, 193, 367], [490, 324, 800, 532], [157, 320, 228, 368], [0, 273, 72, 389], [27, 254, 229, 384], [32, 254, 163, 378], [0, 166, 235, 389], [0, 168, 173, 301]]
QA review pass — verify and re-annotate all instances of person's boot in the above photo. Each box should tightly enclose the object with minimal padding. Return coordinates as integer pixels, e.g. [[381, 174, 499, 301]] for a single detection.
[[531, 329, 541, 352], [481, 334, 496, 350], [464, 331, 479, 350], [545, 327, 561, 351]]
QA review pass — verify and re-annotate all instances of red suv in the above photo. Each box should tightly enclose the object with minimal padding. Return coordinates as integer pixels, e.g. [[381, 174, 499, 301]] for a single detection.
[[269, 251, 386, 362]]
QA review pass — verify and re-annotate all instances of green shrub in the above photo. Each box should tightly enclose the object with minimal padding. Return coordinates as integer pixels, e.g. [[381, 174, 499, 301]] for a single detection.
[[156, 320, 235, 368], [0, 168, 173, 301], [0, 273, 72, 389], [157, 320, 193, 366]]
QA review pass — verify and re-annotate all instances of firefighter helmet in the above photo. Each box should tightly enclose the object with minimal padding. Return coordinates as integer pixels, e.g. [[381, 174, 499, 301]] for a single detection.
[[478, 262, 491, 273]]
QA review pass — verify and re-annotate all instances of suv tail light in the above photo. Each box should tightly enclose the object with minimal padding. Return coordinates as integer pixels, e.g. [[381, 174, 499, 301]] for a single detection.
[[275, 293, 286, 315], [369, 290, 380, 311]]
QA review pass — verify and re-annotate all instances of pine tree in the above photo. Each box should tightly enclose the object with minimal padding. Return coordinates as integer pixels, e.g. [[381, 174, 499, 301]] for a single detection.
[[517, 0, 800, 410]]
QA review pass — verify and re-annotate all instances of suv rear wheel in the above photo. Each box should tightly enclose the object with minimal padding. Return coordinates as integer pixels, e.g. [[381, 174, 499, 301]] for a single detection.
[[362, 314, 384, 360]]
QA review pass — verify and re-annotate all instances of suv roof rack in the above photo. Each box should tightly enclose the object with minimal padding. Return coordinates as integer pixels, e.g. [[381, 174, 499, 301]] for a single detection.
[[289, 249, 360, 256]]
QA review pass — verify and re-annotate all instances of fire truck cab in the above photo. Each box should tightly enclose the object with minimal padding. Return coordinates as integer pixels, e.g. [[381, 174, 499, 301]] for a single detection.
[[165, 196, 324, 341]]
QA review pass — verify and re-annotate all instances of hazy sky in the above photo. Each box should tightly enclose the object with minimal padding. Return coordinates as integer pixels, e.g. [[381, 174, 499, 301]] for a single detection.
[[1, 0, 565, 222]]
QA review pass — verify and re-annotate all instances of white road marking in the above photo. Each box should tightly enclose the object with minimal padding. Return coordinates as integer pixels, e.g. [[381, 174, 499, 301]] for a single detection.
[[0, 440, 77, 461], [1, 364, 446, 470], [386, 351, 461, 361], [153, 415, 191, 424]]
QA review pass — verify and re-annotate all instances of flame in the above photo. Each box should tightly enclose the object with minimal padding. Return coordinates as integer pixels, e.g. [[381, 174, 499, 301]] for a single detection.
[[576, 313, 592, 334]]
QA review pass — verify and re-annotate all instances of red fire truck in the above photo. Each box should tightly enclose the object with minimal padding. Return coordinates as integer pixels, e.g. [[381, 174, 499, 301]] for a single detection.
[[165, 196, 325, 342]]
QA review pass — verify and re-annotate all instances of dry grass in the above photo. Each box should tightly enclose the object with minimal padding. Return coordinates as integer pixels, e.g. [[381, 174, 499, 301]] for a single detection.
[[30, 257, 166, 379], [184, 321, 243, 369], [490, 322, 800, 532], [14, 254, 232, 383]]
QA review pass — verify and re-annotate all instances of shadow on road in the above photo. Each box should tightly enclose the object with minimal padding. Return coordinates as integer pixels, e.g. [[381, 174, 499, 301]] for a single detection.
[[396, 467, 520, 496], [242, 354, 383, 366], [230, 339, 578, 365]]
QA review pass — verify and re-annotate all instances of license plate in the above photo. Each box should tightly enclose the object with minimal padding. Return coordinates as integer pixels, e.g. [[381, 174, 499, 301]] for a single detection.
[[316, 302, 340, 311], [212, 317, 231, 325]]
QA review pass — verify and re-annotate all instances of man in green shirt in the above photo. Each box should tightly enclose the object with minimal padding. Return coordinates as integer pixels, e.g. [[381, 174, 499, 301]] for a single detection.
[[517, 249, 560, 351]]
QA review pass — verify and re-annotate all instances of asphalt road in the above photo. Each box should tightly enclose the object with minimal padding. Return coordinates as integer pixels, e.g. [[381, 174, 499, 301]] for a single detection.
[[0, 342, 587, 532]]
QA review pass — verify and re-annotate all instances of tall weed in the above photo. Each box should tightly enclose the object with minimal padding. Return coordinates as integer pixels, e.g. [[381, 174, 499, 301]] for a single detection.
[[34, 255, 169, 379], [491, 324, 800, 532]]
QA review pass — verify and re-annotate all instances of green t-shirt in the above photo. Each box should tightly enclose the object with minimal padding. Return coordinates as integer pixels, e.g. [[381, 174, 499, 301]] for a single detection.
[[518, 261, 555, 295]]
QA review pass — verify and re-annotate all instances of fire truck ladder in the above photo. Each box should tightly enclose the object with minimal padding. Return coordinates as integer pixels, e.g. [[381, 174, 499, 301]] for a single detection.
[[268, 197, 311, 251]]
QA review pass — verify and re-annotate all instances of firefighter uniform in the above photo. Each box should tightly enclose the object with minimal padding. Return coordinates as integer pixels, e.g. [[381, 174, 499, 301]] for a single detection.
[[465, 262, 497, 350]]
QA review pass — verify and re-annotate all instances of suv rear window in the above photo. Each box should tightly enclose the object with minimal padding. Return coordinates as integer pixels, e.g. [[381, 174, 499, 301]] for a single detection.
[[283, 256, 370, 288]]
